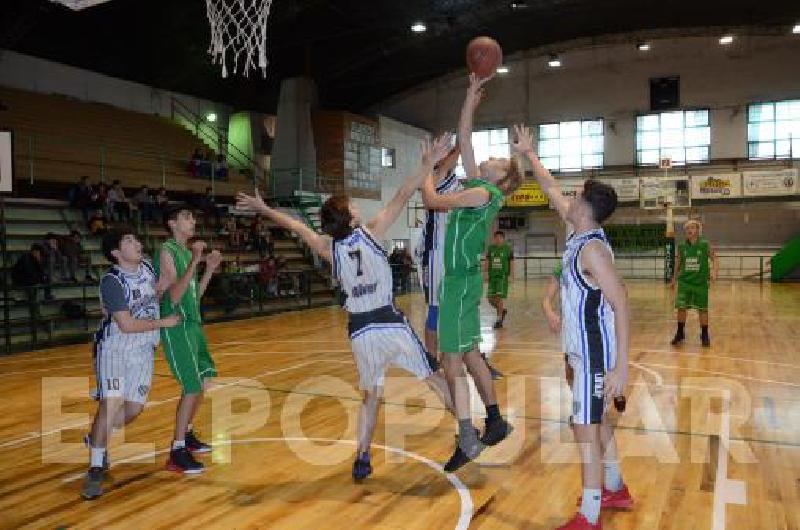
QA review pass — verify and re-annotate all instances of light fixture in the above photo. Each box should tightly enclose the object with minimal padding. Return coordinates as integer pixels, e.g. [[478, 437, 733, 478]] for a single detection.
[[547, 55, 562, 68], [510, 1, 528, 9], [719, 35, 734, 45], [410, 21, 426, 33], [637, 42, 651, 51], [496, 65, 509, 74], [792, 24, 800, 35], [206, 112, 217, 123]]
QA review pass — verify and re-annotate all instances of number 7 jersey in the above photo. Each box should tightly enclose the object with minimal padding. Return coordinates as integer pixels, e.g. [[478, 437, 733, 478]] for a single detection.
[[331, 227, 394, 313]]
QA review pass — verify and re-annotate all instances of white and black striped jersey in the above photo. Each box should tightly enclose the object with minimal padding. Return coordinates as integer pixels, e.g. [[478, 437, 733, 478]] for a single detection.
[[561, 228, 616, 372], [95, 260, 160, 351], [413, 171, 460, 305], [331, 227, 394, 314]]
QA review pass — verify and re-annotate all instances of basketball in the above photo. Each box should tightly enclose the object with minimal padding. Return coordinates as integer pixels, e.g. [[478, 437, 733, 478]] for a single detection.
[[466, 36, 503, 78]]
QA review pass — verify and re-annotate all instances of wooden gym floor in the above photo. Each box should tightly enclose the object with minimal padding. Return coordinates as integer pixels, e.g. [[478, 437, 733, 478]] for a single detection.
[[0, 279, 799, 530]]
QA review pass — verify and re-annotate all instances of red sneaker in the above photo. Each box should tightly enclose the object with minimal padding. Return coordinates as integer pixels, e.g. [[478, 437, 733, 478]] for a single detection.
[[555, 513, 601, 530], [576, 485, 634, 510]]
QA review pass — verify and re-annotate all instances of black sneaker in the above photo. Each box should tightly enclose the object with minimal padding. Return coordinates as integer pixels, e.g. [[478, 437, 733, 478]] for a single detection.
[[166, 447, 204, 474], [81, 467, 104, 500], [701, 333, 711, 347], [670, 332, 685, 346], [352, 453, 372, 482], [493, 320, 503, 329], [185, 430, 212, 454], [443, 442, 484, 473], [480, 416, 514, 446]]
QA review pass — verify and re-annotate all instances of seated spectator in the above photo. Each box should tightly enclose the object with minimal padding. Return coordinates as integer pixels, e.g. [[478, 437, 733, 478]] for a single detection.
[[42, 232, 70, 283], [89, 209, 108, 236], [70, 176, 95, 225], [251, 215, 274, 257], [214, 154, 228, 180], [93, 183, 111, 219], [59, 230, 95, 282], [133, 185, 157, 223], [12, 243, 52, 301], [108, 180, 131, 223], [155, 187, 169, 223], [220, 216, 241, 248], [258, 256, 279, 297]]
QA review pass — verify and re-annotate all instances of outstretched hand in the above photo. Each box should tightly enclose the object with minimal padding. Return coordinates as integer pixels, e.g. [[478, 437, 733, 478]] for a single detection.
[[466, 72, 492, 110], [421, 132, 454, 169], [511, 124, 535, 156], [236, 188, 267, 213]]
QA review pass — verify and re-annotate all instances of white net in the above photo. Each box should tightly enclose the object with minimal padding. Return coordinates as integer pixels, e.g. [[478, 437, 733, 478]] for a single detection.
[[48, 0, 111, 10], [206, 0, 274, 78]]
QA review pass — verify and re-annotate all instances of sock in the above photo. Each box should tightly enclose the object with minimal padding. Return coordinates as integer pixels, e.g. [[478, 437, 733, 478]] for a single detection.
[[579, 488, 602, 524], [172, 439, 186, 450], [701, 325, 709, 336], [457, 419, 481, 458], [603, 461, 623, 492], [676, 322, 685, 335], [187, 424, 194, 433], [90, 447, 106, 468], [486, 404, 501, 421]]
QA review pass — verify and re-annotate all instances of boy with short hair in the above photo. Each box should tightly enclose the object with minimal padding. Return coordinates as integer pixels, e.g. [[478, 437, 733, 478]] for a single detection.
[[82, 230, 180, 499]]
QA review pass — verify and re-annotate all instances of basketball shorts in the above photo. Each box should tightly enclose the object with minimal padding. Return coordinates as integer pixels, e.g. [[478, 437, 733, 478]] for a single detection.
[[94, 341, 155, 404], [161, 321, 217, 394], [421, 250, 445, 307], [487, 275, 509, 299], [348, 305, 435, 390], [675, 282, 709, 310], [566, 344, 617, 425], [438, 273, 482, 354]]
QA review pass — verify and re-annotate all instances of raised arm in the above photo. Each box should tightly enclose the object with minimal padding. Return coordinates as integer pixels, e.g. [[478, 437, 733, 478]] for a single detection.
[[459, 73, 492, 178], [581, 241, 629, 400], [511, 124, 570, 221], [367, 133, 452, 240], [235, 189, 332, 262]]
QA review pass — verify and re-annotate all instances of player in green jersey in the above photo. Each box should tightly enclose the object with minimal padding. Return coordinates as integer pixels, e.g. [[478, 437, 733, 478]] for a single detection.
[[485, 230, 514, 329], [670, 219, 718, 347], [156, 205, 223, 474], [421, 72, 523, 472]]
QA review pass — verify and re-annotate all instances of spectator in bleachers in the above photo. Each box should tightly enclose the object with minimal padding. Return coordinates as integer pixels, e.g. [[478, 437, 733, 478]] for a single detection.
[[220, 215, 241, 248], [108, 180, 132, 223], [189, 148, 204, 178], [251, 215, 274, 257], [133, 185, 157, 223], [93, 183, 111, 219], [258, 256, 279, 297], [155, 187, 169, 223], [58, 230, 95, 282], [70, 176, 95, 225], [89, 209, 108, 236], [214, 154, 228, 180], [195, 186, 222, 228], [41, 232, 71, 283], [12, 243, 52, 303]]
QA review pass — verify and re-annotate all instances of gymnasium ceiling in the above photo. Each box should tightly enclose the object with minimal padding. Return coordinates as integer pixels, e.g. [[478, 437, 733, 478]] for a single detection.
[[1, 0, 798, 113]]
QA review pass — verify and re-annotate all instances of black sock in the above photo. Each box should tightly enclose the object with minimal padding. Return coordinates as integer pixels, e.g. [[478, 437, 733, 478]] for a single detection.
[[676, 322, 685, 335], [486, 404, 501, 421], [701, 325, 709, 336]]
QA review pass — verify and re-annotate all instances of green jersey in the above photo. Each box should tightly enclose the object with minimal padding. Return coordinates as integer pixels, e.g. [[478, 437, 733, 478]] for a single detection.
[[443, 179, 504, 275], [678, 237, 710, 286], [155, 238, 202, 323], [487, 243, 513, 278]]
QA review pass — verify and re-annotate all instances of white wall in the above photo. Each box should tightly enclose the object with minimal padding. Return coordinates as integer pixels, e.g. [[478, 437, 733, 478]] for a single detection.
[[0, 51, 232, 134], [373, 34, 800, 165], [351, 115, 430, 249]]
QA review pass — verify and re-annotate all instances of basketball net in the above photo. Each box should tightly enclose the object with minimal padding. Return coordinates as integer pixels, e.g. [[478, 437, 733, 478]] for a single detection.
[[205, 0, 274, 78]]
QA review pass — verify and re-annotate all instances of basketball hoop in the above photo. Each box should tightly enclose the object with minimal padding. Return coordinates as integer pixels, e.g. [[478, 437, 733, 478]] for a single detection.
[[205, 0, 274, 78]]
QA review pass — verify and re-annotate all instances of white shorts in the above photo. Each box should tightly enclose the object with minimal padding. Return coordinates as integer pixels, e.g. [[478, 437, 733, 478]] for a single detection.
[[567, 346, 617, 425], [93, 341, 155, 404], [350, 323, 434, 390]]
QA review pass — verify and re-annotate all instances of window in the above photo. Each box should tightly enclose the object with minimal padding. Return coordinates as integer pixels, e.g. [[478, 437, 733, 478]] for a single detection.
[[538, 119, 604, 172], [748, 100, 800, 159], [455, 128, 509, 177], [636, 110, 710, 165], [381, 148, 396, 168]]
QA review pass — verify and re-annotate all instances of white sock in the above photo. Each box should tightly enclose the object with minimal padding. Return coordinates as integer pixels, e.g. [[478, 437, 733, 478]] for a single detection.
[[90, 447, 106, 468], [172, 439, 186, 450], [604, 460, 623, 492], [580, 488, 601, 524]]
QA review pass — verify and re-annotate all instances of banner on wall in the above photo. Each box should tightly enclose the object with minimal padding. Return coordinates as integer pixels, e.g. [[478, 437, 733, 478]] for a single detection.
[[546, 177, 585, 209], [742, 169, 798, 197], [690, 173, 742, 200], [505, 180, 548, 207], [598, 177, 640, 202]]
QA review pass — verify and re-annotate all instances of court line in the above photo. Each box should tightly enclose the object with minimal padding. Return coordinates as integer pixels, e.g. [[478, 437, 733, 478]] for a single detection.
[[61, 437, 474, 530]]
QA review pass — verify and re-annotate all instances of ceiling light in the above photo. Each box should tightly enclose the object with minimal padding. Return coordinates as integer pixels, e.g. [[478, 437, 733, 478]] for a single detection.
[[792, 24, 800, 35], [206, 112, 217, 123], [510, 1, 528, 9], [547, 55, 562, 68], [411, 22, 426, 33], [496, 65, 509, 74], [719, 35, 734, 45], [637, 42, 651, 51]]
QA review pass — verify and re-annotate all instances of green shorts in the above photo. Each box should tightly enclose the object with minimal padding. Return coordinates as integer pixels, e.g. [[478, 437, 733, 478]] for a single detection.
[[675, 282, 709, 311], [487, 275, 509, 299], [161, 321, 217, 394], [438, 273, 482, 354]]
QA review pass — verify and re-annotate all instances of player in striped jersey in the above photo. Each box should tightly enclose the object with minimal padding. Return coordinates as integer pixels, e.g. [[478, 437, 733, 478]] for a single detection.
[[237, 134, 457, 482], [513, 125, 632, 530], [82, 230, 180, 499], [420, 73, 523, 472]]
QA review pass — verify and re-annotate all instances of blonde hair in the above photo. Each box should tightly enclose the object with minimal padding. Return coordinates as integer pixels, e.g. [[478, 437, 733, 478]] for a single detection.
[[496, 158, 523, 196], [683, 219, 702, 231]]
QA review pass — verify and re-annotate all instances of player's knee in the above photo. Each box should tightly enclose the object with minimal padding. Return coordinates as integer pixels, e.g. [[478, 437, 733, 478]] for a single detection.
[[573, 423, 601, 443]]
